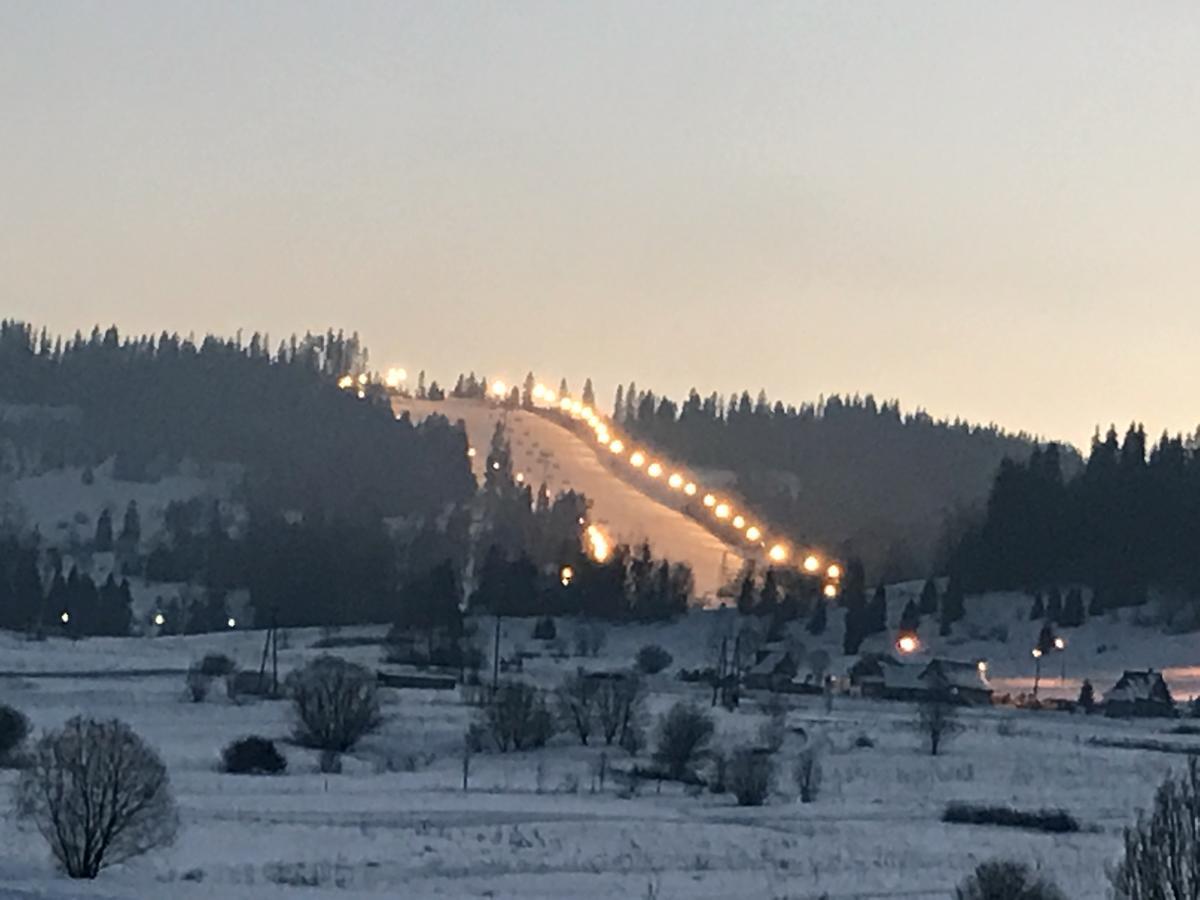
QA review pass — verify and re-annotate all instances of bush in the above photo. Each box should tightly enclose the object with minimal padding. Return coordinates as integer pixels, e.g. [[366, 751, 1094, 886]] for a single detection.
[[942, 803, 1079, 833], [727, 746, 774, 806], [794, 746, 822, 803], [287, 656, 382, 752], [556, 671, 599, 745], [198, 653, 237, 677], [480, 682, 555, 752], [1113, 757, 1200, 898], [222, 736, 287, 775], [955, 860, 1067, 900], [653, 702, 714, 780], [185, 666, 211, 702], [635, 644, 673, 675], [532, 616, 557, 641], [16, 717, 178, 878], [0, 703, 30, 760], [918, 693, 960, 756], [595, 674, 645, 749]]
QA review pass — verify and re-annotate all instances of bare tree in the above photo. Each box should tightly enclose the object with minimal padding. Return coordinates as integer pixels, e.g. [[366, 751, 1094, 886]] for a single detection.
[[654, 702, 714, 780], [287, 655, 382, 752], [918, 692, 960, 756], [556, 671, 599, 745], [481, 681, 555, 752], [594, 674, 645, 749], [16, 717, 178, 879], [727, 746, 774, 806], [1113, 757, 1200, 899], [794, 746, 822, 803]]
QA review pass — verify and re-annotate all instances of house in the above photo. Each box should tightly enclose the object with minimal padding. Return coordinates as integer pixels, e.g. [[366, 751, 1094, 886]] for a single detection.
[[921, 658, 993, 706], [1103, 670, 1177, 718], [744, 645, 800, 691], [851, 654, 992, 705]]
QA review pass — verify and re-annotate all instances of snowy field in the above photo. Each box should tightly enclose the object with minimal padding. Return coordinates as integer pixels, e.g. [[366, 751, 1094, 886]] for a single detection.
[[394, 398, 744, 600], [1, 593, 1197, 900]]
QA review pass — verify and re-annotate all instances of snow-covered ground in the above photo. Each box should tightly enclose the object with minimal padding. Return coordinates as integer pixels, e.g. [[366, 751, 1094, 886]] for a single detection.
[[394, 398, 744, 600], [2, 592, 1197, 899]]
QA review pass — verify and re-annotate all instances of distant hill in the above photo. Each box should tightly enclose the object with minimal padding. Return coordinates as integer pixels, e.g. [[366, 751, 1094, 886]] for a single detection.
[[617, 386, 1077, 580]]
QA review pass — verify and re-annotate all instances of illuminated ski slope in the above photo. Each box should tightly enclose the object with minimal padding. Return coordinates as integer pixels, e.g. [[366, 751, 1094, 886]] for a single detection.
[[393, 397, 743, 601]]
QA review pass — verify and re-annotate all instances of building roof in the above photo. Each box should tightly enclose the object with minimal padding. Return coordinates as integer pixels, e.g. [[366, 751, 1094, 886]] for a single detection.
[[922, 658, 991, 694], [1105, 670, 1174, 705]]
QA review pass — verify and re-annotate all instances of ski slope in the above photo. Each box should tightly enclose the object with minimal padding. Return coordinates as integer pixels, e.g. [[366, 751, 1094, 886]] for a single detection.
[[394, 397, 743, 600]]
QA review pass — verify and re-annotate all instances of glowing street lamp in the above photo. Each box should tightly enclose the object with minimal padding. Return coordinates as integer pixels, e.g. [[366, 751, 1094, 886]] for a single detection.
[[668, 474, 684, 489], [384, 368, 407, 389], [823, 583, 839, 599], [337, 375, 354, 390], [560, 397, 573, 411], [630, 451, 646, 468], [227, 617, 237, 629], [745, 526, 762, 542], [896, 634, 919, 654], [803, 555, 821, 574], [609, 439, 625, 454], [560, 565, 574, 587], [59, 611, 70, 625], [647, 462, 663, 478], [683, 483, 697, 496], [702, 494, 717, 508], [768, 544, 788, 563], [826, 563, 841, 580], [977, 660, 989, 676], [154, 612, 165, 627], [714, 503, 731, 520], [467, 447, 477, 458], [491, 381, 508, 398], [732, 515, 745, 529]]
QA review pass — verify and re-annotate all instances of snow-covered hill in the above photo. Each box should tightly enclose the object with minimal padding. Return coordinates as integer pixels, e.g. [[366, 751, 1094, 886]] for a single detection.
[[394, 397, 745, 600]]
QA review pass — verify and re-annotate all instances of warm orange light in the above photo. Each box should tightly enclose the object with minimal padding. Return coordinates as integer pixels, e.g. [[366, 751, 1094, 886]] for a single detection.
[[823, 583, 839, 599], [647, 462, 663, 478], [897, 634, 919, 654], [385, 368, 407, 388], [702, 494, 717, 508], [714, 503, 731, 519], [560, 397, 573, 411], [668, 474, 684, 489], [1032, 648, 1043, 659], [609, 439, 625, 454], [826, 563, 841, 580], [492, 381, 508, 397], [586, 525, 611, 562], [337, 375, 354, 390], [630, 451, 646, 468], [732, 515, 745, 529], [768, 544, 788, 563], [745, 526, 762, 542], [358, 373, 369, 386], [467, 448, 477, 458], [684, 483, 697, 496], [560, 565, 574, 587], [803, 555, 821, 573]]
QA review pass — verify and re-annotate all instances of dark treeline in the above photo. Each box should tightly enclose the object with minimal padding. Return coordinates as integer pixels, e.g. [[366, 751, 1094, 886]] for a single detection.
[[0, 321, 475, 517], [951, 425, 1200, 609], [615, 383, 1063, 580]]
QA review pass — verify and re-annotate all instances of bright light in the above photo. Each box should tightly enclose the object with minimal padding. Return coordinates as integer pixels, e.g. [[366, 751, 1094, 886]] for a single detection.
[[227, 617, 237, 629], [684, 483, 697, 496], [803, 555, 821, 573], [702, 494, 717, 508], [745, 526, 762, 542], [668, 473, 684, 489], [545, 390, 558, 403], [596, 429, 609, 444], [560, 565, 574, 587], [492, 381, 508, 397], [384, 368, 407, 389], [357, 373, 368, 386], [515, 472, 525, 483], [581, 406, 593, 419], [896, 634, 919, 654], [826, 564, 842, 580], [609, 439, 625, 454], [467, 447, 477, 458], [977, 660, 988, 675], [732, 515, 746, 529], [532, 383, 547, 400], [356, 390, 366, 399], [647, 462, 663, 478], [153, 612, 165, 627], [586, 525, 611, 562], [59, 611, 69, 625], [1053, 637, 1065, 651], [571, 400, 584, 415], [714, 503, 731, 519], [491, 461, 500, 471], [823, 583, 839, 599], [337, 375, 354, 390], [560, 397, 573, 411], [768, 544, 788, 563], [1032, 648, 1043, 659], [630, 451, 646, 468]]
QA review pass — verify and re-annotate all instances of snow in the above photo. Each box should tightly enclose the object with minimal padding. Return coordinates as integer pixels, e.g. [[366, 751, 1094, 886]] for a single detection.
[[1, 595, 1197, 899], [394, 398, 744, 600]]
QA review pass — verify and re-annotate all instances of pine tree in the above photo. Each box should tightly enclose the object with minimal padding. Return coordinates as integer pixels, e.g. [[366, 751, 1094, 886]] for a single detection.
[[918, 578, 939, 615], [1036, 621, 1057, 654], [841, 558, 868, 653], [1046, 586, 1063, 624], [736, 573, 757, 616], [120, 500, 141, 548], [613, 385, 625, 421], [1078, 679, 1095, 711], [866, 585, 888, 635], [898, 598, 920, 633], [582, 378, 596, 408], [1029, 592, 1045, 621], [939, 576, 965, 635], [1061, 587, 1085, 628], [94, 509, 113, 552], [759, 568, 780, 618], [806, 596, 827, 635]]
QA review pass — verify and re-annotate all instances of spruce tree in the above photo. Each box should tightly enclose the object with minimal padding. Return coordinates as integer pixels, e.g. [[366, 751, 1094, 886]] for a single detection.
[[898, 598, 921, 633], [806, 596, 827, 635], [1029, 592, 1045, 621], [120, 501, 141, 548], [939, 576, 965, 635], [1078, 679, 1095, 711], [736, 573, 757, 616], [613, 385, 624, 421], [918, 578, 939, 616], [94, 509, 113, 552], [1046, 586, 1063, 624], [866, 585, 888, 635], [1061, 587, 1085, 628], [759, 569, 780, 618], [582, 378, 596, 408]]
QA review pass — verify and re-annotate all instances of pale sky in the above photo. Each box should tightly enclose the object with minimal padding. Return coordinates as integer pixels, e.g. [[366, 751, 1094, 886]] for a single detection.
[[3, 1, 1199, 448]]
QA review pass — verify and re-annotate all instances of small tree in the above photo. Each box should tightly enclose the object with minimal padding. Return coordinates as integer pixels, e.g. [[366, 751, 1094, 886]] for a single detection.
[[481, 682, 555, 752], [287, 656, 382, 752], [16, 717, 178, 878], [918, 578, 939, 615], [956, 860, 1066, 900], [654, 702, 714, 780], [556, 671, 599, 746], [0, 703, 30, 761], [222, 736, 287, 775], [727, 746, 774, 806], [532, 616, 557, 641], [918, 692, 959, 756], [594, 673, 645, 750], [794, 746, 822, 803], [635, 644, 673, 675], [185, 665, 211, 702], [1028, 593, 1045, 621], [1112, 758, 1200, 899], [1078, 679, 1095, 712]]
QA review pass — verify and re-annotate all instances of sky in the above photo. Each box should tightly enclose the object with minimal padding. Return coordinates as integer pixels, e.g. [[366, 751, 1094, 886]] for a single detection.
[[3, 1, 1199, 449]]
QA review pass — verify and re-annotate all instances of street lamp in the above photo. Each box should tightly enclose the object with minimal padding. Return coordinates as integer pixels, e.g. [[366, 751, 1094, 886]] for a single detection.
[[1032, 647, 1044, 698]]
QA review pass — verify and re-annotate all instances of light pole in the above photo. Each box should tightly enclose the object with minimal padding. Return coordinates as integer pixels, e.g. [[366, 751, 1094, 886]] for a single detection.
[[1032, 647, 1044, 699], [1054, 636, 1067, 684]]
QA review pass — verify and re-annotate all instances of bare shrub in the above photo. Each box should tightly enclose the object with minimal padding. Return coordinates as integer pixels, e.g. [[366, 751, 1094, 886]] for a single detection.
[[198, 653, 237, 677], [653, 701, 714, 780], [758, 711, 787, 752], [1113, 757, 1200, 898], [318, 749, 342, 774], [222, 736, 287, 775], [0, 703, 30, 760], [480, 682, 555, 752], [532, 616, 556, 641], [918, 693, 960, 756], [727, 746, 774, 806], [794, 746, 822, 803], [595, 674, 645, 749], [556, 671, 599, 746], [287, 655, 381, 752], [185, 666, 211, 703], [573, 623, 606, 657], [635, 644, 673, 675], [956, 860, 1066, 900], [16, 717, 178, 878]]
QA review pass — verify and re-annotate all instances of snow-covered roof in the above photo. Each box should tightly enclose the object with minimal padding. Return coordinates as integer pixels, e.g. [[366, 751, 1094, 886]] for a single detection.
[[1105, 670, 1173, 705], [923, 659, 990, 693]]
